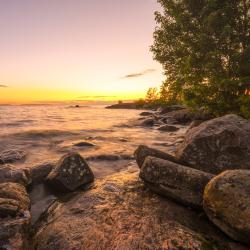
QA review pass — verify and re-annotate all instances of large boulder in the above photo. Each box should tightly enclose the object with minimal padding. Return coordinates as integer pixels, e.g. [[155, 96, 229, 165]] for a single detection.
[[203, 170, 250, 245], [134, 145, 181, 168], [46, 153, 94, 192], [140, 157, 214, 208], [176, 114, 250, 174], [32, 171, 245, 250]]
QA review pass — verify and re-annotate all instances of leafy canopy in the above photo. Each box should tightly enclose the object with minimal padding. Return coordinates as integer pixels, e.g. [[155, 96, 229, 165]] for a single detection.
[[151, 0, 250, 118]]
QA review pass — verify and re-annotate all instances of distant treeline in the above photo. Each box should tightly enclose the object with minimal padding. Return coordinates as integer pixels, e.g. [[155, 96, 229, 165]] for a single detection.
[[141, 0, 250, 118]]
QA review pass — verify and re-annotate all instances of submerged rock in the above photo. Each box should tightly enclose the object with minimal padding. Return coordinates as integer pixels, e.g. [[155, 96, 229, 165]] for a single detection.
[[33, 171, 245, 250], [158, 125, 179, 132], [73, 141, 95, 147], [140, 157, 214, 208], [176, 114, 250, 174], [134, 145, 181, 168], [46, 153, 94, 192], [203, 170, 250, 245], [0, 149, 26, 164]]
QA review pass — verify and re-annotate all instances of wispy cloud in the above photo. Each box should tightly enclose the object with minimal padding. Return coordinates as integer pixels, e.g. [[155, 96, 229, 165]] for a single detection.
[[122, 69, 156, 79], [0, 81, 8, 88]]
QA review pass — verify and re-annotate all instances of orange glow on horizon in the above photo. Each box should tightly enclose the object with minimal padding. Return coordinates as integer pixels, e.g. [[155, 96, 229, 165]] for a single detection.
[[0, 86, 150, 104]]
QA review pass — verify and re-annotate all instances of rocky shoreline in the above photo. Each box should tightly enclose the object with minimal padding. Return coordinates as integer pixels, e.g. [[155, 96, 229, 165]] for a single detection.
[[1, 107, 250, 249]]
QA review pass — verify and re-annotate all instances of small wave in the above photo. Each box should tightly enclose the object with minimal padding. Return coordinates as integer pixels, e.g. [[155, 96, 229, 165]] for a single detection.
[[86, 154, 134, 161], [5, 130, 79, 140]]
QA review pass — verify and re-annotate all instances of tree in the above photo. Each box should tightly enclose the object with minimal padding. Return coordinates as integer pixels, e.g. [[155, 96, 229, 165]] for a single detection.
[[151, 0, 250, 118], [145, 87, 159, 103]]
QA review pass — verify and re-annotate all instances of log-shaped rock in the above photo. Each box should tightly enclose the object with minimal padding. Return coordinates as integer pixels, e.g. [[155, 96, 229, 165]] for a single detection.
[[140, 157, 214, 208]]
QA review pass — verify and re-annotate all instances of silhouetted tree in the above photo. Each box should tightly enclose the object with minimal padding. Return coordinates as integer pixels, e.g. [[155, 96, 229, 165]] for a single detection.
[[145, 87, 159, 103]]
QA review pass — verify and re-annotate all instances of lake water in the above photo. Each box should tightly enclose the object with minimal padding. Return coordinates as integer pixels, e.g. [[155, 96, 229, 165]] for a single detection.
[[0, 104, 186, 177]]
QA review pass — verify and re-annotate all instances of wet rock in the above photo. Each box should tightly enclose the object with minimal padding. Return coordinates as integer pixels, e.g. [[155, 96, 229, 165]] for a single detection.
[[0, 149, 26, 164], [159, 105, 186, 115], [46, 153, 94, 192], [159, 116, 179, 125], [0, 164, 31, 187], [30, 162, 55, 184], [32, 171, 246, 250], [141, 118, 155, 127], [166, 109, 195, 124], [0, 182, 30, 215], [73, 141, 95, 147], [139, 111, 154, 116], [140, 157, 214, 208], [187, 120, 204, 132], [176, 114, 250, 174], [0, 198, 20, 217], [158, 125, 179, 132], [0, 216, 31, 250], [29, 184, 57, 225], [0, 183, 31, 249], [203, 170, 250, 245], [134, 145, 181, 168]]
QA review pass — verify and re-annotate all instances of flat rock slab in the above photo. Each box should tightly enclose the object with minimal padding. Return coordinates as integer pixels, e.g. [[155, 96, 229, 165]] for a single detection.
[[33, 171, 246, 250], [46, 153, 94, 192], [204, 170, 250, 246], [140, 157, 214, 208]]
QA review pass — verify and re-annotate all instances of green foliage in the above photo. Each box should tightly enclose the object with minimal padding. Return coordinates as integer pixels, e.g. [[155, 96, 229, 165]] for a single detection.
[[151, 0, 250, 118]]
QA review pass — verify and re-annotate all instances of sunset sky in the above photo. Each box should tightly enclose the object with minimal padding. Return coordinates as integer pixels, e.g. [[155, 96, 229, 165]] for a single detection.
[[0, 0, 163, 104]]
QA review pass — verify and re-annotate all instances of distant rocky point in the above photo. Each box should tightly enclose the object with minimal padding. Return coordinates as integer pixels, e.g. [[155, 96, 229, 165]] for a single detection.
[[105, 102, 138, 109]]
